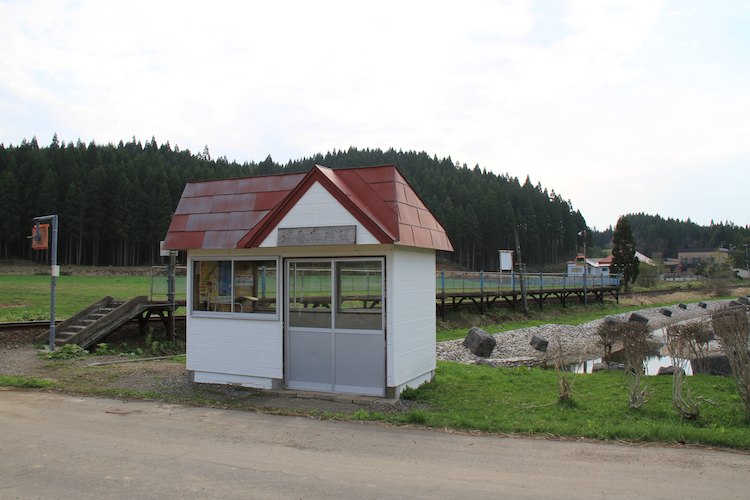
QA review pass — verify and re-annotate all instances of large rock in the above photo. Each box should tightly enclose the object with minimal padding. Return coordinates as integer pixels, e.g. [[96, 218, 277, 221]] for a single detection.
[[660, 308, 672, 317], [678, 303, 688, 310], [592, 362, 625, 372], [463, 327, 496, 357], [698, 302, 707, 309], [657, 365, 683, 376], [529, 335, 549, 352], [691, 355, 732, 376], [738, 296, 749, 305], [628, 312, 649, 324], [603, 316, 623, 326]]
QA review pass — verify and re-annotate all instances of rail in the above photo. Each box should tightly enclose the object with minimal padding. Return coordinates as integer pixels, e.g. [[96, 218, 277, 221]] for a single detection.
[[437, 270, 621, 294]]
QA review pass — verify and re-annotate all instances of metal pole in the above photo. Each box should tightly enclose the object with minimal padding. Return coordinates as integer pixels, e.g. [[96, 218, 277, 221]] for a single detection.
[[514, 228, 528, 315], [578, 229, 588, 306], [168, 250, 176, 341], [583, 230, 588, 306], [34, 215, 58, 351]]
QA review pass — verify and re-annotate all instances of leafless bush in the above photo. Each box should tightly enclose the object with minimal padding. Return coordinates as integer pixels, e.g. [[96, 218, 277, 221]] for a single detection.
[[666, 321, 711, 373], [619, 322, 651, 410], [596, 320, 622, 366], [549, 335, 575, 404], [664, 323, 706, 420], [711, 306, 750, 418], [707, 268, 733, 297]]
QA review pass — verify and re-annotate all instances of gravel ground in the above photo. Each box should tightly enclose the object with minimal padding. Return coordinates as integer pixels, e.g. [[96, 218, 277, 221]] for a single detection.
[[437, 299, 743, 367]]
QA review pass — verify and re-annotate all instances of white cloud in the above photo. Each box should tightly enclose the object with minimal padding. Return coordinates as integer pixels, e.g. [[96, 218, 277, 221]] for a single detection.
[[1, 0, 748, 229]]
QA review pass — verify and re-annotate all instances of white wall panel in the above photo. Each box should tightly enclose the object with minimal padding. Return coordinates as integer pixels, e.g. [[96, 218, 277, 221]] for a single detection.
[[387, 247, 437, 386], [187, 316, 283, 380]]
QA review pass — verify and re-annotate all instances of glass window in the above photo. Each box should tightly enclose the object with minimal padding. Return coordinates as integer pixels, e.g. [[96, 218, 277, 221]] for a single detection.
[[288, 261, 332, 328], [335, 260, 383, 330], [192, 259, 277, 315]]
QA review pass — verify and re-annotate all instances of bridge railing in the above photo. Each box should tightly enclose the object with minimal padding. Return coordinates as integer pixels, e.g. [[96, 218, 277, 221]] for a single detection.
[[436, 270, 621, 294]]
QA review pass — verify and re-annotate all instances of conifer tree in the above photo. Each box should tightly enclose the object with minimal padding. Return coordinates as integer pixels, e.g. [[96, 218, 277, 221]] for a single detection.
[[612, 215, 639, 287]]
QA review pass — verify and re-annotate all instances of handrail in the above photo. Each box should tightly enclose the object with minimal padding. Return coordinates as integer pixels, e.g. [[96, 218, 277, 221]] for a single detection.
[[437, 270, 621, 294]]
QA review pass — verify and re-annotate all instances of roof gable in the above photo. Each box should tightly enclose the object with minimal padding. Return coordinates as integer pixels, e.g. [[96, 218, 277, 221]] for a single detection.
[[163, 164, 453, 252]]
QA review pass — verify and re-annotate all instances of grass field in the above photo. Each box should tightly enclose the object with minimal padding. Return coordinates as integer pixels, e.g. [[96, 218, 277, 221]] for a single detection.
[[0, 274, 186, 321]]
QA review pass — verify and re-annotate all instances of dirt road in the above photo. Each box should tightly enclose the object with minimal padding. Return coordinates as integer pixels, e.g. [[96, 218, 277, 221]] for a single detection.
[[1, 390, 748, 499]]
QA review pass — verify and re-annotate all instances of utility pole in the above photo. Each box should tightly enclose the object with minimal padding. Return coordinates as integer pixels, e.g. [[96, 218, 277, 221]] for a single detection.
[[744, 243, 749, 279], [514, 228, 528, 315], [32, 215, 59, 351], [578, 229, 588, 306]]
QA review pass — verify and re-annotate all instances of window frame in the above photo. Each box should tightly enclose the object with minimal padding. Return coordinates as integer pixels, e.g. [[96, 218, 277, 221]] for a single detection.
[[190, 256, 280, 320]]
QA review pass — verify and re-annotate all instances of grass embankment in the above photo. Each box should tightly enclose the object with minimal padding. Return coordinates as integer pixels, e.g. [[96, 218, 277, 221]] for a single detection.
[[367, 363, 750, 450], [0, 375, 57, 389]]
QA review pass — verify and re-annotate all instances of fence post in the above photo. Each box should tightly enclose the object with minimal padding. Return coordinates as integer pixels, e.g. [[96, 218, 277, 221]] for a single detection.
[[480, 271, 484, 293]]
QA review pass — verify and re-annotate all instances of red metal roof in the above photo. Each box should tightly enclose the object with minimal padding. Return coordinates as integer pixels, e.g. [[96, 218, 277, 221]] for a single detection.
[[163, 164, 453, 252]]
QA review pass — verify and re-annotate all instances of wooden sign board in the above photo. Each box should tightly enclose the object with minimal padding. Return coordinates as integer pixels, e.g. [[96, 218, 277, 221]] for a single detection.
[[277, 225, 356, 247], [31, 224, 49, 250]]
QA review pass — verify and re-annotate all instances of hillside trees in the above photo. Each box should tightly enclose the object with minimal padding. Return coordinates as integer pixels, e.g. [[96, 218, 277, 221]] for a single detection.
[[596, 213, 749, 261], [0, 138, 587, 268]]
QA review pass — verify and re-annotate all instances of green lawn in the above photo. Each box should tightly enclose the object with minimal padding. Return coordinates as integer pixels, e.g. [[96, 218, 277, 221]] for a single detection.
[[362, 362, 750, 449], [0, 274, 180, 321]]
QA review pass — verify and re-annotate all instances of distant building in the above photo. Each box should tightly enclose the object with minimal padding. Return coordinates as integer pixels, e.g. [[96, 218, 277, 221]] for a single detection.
[[677, 248, 731, 273], [567, 255, 610, 277], [566, 251, 655, 278]]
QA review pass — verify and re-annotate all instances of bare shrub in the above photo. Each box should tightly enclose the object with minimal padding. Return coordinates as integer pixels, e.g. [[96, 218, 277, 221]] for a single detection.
[[711, 306, 750, 418], [707, 268, 733, 297], [549, 335, 576, 404], [596, 320, 622, 366], [619, 322, 651, 410], [664, 323, 706, 420], [667, 321, 711, 373]]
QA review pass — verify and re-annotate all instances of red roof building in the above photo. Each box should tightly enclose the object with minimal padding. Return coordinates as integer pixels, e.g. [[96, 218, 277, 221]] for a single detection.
[[163, 164, 452, 399]]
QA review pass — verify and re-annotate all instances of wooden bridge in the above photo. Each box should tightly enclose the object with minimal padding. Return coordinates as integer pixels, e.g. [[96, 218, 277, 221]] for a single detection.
[[435, 271, 621, 319]]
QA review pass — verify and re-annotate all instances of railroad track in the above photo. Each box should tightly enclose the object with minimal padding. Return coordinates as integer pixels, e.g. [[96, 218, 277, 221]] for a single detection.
[[0, 316, 186, 333]]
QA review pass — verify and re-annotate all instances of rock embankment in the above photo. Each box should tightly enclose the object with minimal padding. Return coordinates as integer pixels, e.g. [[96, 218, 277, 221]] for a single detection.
[[437, 300, 738, 367]]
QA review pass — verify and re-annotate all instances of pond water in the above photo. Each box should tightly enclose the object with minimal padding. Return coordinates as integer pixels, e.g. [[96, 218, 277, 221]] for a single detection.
[[570, 354, 693, 376], [569, 326, 694, 376]]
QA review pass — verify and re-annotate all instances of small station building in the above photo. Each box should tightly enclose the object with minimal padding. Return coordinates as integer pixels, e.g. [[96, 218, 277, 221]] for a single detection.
[[163, 164, 453, 397]]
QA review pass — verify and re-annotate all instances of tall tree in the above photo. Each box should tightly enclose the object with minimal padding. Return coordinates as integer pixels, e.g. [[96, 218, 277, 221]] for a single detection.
[[611, 215, 639, 287]]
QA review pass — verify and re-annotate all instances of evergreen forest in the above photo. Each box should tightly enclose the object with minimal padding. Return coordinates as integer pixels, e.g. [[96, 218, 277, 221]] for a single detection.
[[1, 136, 747, 270]]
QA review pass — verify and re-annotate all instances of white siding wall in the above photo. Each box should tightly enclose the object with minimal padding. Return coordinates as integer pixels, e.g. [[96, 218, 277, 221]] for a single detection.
[[187, 316, 283, 381], [386, 247, 436, 387], [187, 244, 438, 395], [186, 251, 284, 388], [260, 182, 378, 247]]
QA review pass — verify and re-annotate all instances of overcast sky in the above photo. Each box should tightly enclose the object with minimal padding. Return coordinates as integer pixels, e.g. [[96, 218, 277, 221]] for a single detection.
[[1, 0, 748, 230]]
